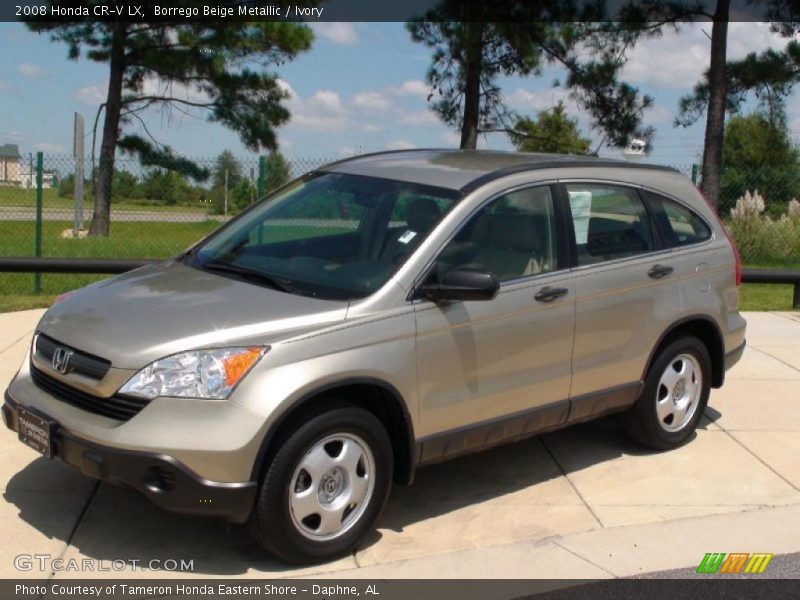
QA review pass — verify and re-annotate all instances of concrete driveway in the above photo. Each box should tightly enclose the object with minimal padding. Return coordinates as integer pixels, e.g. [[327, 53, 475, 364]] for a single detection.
[[1, 310, 799, 579]]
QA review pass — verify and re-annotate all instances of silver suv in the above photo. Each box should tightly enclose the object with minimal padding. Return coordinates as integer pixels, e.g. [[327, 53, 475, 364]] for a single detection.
[[3, 150, 746, 563]]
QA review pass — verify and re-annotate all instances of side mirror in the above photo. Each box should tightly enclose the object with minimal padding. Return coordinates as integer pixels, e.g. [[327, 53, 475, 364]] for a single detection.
[[417, 267, 499, 302]]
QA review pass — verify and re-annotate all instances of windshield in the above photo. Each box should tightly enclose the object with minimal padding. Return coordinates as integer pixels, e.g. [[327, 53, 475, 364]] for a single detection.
[[190, 172, 459, 300]]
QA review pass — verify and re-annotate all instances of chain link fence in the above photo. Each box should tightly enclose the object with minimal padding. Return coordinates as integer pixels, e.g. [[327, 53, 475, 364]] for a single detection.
[[0, 153, 333, 306], [1, 155, 799, 309], [671, 162, 800, 267]]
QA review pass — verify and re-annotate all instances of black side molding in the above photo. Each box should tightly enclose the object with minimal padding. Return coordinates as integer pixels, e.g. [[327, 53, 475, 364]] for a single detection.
[[725, 340, 746, 372], [416, 381, 643, 467]]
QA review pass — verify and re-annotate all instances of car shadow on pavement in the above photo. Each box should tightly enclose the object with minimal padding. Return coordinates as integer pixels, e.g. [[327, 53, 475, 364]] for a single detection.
[[4, 414, 712, 575]]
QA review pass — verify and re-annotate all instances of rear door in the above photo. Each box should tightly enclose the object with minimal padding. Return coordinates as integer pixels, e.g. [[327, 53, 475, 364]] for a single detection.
[[561, 182, 682, 419], [413, 184, 576, 447], [640, 189, 715, 311]]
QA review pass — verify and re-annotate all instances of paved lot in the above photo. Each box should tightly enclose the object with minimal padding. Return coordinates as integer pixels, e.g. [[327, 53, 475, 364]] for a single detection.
[[1, 309, 798, 579]]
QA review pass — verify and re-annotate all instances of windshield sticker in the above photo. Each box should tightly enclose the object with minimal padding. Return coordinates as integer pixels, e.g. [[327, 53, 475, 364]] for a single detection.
[[398, 230, 417, 244]]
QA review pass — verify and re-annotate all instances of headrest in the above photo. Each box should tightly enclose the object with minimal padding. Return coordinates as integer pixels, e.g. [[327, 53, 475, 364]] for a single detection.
[[406, 198, 441, 232], [477, 214, 542, 250]]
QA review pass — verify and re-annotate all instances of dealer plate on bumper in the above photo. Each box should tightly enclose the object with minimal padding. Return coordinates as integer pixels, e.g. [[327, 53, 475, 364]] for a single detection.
[[17, 407, 54, 458]]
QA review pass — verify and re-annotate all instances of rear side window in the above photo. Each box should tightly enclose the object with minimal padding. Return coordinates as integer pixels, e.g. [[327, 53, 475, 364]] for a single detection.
[[644, 191, 712, 247], [565, 184, 654, 265]]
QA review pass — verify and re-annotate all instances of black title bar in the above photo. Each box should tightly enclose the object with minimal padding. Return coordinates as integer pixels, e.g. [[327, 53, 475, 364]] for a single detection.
[[3, 0, 794, 23]]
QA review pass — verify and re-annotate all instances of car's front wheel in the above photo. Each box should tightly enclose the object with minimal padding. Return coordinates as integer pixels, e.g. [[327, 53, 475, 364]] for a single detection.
[[248, 403, 393, 564], [623, 335, 711, 450]]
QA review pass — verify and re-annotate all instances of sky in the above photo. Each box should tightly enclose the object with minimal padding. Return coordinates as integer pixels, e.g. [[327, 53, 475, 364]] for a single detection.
[[0, 21, 797, 171]]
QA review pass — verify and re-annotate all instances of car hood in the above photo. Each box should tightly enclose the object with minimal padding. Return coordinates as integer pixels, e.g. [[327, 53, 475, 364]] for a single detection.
[[36, 260, 349, 369]]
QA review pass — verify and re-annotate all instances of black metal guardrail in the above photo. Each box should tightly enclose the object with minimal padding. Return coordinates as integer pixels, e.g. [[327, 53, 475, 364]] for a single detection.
[[741, 268, 800, 309], [0, 259, 798, 308], [0, 257, 155, 274]]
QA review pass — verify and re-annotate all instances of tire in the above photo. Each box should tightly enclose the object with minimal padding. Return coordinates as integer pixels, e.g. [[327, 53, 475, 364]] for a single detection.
[[248, 403, 393, 564], [623, 335, 711, 450]]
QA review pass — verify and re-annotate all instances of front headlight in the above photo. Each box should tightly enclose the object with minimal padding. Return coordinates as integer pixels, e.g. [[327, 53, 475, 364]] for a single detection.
[[119, 347, 267, 400]]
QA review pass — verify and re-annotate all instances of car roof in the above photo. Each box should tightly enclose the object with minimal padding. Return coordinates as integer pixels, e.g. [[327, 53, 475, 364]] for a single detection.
[[322, 149, 679, 192]]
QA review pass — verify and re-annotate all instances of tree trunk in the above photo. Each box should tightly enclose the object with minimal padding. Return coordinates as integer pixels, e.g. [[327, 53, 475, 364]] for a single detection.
[[699, 0, 730, 213], [460, 22, 484, 150], [90, 23, 127, 237]]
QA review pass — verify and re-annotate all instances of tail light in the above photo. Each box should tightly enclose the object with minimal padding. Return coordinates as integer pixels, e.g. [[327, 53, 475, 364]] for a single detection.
[[53, 290, 77, 305], [697, 187, 742, 287], [724, 227, 742, 287]]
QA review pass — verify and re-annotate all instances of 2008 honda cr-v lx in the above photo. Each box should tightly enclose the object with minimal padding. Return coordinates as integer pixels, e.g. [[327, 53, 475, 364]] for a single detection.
[[3, 150, 746, 563]]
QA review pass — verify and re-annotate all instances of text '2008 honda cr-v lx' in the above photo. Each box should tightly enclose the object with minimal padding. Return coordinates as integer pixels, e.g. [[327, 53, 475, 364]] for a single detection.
[[3, 150, 746, 563]]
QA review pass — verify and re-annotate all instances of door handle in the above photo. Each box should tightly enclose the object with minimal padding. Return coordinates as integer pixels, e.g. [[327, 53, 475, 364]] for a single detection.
[[534, 286, 569, 302], [648, 264, 674, 279]]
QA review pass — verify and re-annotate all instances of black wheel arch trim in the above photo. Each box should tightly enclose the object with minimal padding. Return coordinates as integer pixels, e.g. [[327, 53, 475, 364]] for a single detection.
[[642, 315, 725, 388], [249, 377, 417, 486]]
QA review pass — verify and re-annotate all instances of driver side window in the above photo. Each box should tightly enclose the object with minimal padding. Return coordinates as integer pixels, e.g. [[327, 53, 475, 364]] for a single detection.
[[436, 186, 558, 283]]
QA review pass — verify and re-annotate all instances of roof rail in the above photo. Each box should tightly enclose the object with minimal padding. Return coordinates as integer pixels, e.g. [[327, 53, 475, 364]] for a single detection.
[[460, 160, 681, 195], [318, 147, 445, 170]]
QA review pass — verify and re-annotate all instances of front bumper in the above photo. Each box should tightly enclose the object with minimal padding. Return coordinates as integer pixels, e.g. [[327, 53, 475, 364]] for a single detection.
[[3, 391, 257, 523]]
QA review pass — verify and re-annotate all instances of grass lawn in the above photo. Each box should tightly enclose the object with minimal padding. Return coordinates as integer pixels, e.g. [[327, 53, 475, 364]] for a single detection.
[[739, 283, 797, 311], [0, 219, 220, 259], [0, 220, 220, 311], [0, 187, 209, 213], [0, 220, 353, 311]]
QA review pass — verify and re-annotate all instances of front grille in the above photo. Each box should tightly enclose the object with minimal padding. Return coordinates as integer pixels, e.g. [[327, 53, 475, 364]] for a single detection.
[[35, 334, 111, 380], [31, 366, 150, 421]]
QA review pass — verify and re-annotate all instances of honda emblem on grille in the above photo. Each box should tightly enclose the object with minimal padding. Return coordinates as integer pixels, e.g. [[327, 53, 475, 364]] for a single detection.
[[52, 347, 74, 374]]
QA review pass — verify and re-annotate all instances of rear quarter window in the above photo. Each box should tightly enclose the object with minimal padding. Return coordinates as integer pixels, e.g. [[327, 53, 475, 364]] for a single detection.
[[644, 191, 712, 247]]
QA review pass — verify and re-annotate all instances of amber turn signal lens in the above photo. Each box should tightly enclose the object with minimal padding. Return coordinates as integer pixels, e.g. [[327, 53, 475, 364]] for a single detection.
[[222, 347, 263, 387]]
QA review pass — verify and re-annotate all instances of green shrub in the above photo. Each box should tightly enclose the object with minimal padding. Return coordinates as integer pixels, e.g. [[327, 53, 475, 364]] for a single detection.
[[727, 190, 800, 264]]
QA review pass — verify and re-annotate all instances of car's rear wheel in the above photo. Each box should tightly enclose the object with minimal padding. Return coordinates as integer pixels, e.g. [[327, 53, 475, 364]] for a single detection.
[[623, 335, 711, 450], [248, 403, 393, 564]]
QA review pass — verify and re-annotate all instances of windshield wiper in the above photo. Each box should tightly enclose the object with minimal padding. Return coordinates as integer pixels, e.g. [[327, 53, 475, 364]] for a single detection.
[[201, 261, 298, 294]]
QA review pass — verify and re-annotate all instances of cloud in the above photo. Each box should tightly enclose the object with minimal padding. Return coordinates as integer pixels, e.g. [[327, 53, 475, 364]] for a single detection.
[[338, 146, 359, 156], [140, 75, 210, 105], [282, 84, 353, 132], [508, 87, 571, 112], [0, 79, 14, 91], [397, 109, 438, 126], [348, 81, 438, 126], [276, 77, 437, 138], [276, 78, 295, 99], [388, 80, 430, 99], [311, 23, 358, 45], [385, 140, 415, 150], [74, 83, 107, 106], [18, 63, 46, 78], [307, 90, 343, 113], [353, 91, 392, 114], [77, 77, 210, 109], [623, 23, 788, 91]]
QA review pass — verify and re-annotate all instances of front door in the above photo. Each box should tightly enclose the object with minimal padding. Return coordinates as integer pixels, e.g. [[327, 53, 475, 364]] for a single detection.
[[413, 184, 576, 456]]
